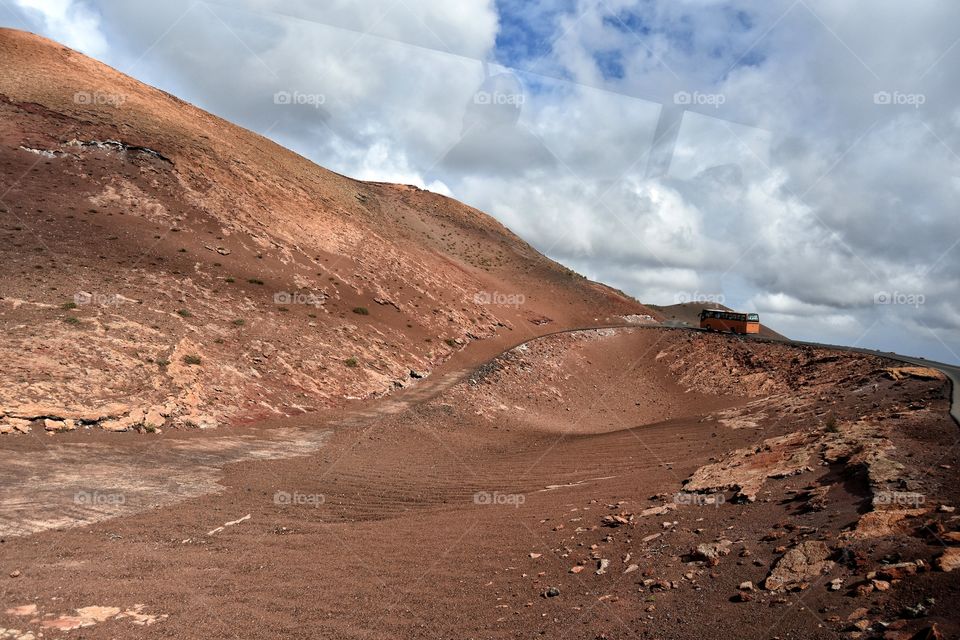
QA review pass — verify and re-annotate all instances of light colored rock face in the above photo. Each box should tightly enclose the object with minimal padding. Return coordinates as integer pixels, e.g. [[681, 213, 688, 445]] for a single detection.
[[884, 366, 945, 381], [937, 548, 960, 572], [842, 509, 928, 540], [24, 603, 166, 633], [683, 431, 815, 502], [764, 541, 835, 591], [43, 418, 73, 431], [0, 426, 331, 539], [144, 408, 165, 429], [684, 409, 914, 514], [694, 540, 732, 562]]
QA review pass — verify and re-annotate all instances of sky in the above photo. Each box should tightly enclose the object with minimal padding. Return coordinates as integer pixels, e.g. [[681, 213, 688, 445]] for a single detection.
[[4, 0, 959, 364]]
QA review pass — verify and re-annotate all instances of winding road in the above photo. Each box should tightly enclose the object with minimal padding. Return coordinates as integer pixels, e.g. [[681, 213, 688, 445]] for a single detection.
[[476, 322, 960, 427]]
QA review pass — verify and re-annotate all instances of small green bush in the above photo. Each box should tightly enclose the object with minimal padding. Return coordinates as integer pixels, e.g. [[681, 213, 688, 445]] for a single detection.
[[352, 307, 369, 316], [344, 357, 358, 368], [182, 354, 202, 366]]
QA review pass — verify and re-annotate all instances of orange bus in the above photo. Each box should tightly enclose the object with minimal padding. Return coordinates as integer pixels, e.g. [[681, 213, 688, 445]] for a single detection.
[[699, 309, 760, 334]]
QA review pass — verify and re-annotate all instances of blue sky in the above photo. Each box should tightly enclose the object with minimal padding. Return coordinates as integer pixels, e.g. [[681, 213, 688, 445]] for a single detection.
[[5, 0, 960, 364]]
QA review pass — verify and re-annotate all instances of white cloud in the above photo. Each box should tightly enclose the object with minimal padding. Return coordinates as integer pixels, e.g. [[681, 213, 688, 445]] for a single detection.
[[14, 0, 107, 57]]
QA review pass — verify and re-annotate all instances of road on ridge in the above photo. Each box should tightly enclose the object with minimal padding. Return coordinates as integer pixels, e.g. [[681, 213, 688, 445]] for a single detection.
[[476, 322, 960, 427]]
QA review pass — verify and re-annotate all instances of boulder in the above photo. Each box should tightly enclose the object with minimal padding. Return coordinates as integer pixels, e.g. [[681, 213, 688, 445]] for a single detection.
[[884, 367, 944, 381], [936, 548, 960, 572], [144, 408, 165, 429], [693, 540, 732, 562], [764, 541, 834, 591], [10, 418, 31, 433], [842, 509, 927, 540], [640, 503, 677, 517]]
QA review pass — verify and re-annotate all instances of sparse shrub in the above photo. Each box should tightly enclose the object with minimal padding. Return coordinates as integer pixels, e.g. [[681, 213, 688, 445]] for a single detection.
[[344, 357, 358, 368], [248, 278, 264, 285], [64, 316, 81, 326], [225, 277, 235, 283], [182, 354, 202, 366], [352, 306, 369, 316], [232, 318, 245, 326], [62, 301, 77, 310], [157, 359, 170, 367], [177, 309, 192, 317], [444, 338, 457, 347]]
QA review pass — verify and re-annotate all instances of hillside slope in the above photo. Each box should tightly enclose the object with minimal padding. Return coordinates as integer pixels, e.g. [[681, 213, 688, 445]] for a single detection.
[[0, 28, 654, 431]]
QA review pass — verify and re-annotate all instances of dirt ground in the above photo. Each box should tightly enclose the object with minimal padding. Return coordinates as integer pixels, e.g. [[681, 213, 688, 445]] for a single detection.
[[1, 328, 957, 639]]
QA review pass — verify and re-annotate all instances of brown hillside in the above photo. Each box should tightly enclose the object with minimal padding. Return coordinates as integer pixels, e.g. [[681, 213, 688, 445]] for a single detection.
[[0, 28, 654, 431]]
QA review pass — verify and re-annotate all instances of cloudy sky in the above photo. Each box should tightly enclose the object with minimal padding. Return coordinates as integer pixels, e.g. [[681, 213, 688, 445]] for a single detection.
[[5, 0, 959, 363]]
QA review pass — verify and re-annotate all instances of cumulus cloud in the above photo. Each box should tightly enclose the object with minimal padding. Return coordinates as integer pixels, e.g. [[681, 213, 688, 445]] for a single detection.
[[13, 0, 107, 57]]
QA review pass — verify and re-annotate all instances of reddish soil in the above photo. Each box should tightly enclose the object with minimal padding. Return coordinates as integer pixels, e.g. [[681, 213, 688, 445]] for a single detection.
[[1, 328, 957, 639]]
